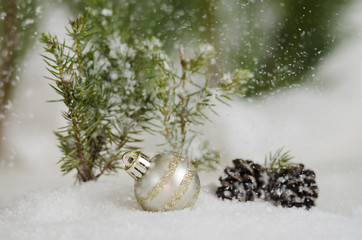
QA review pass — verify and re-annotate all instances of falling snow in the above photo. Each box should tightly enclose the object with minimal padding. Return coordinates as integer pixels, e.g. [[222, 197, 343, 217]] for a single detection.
[[101, 9, 113, 17], [1, 1, 362, 239]]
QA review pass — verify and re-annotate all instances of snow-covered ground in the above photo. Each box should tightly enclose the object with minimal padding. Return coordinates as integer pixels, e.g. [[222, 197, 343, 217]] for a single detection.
[[1, 174, 362, 240], [1, 2, 362, 240]]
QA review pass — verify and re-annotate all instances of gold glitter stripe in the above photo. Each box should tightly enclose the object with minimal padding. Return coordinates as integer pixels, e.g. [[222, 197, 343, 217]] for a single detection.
[[137, 154, 179, 205], [184, 177, 201, 209], [161, 162, 195, 211]]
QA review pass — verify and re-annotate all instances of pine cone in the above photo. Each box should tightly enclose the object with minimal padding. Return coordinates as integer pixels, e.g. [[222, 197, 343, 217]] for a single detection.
[[216, 159, 268, 202], [268, 164, 318, 209]]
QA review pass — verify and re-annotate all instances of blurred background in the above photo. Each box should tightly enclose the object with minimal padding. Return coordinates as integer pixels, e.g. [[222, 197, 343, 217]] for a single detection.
[[0, 0, 361, 216]]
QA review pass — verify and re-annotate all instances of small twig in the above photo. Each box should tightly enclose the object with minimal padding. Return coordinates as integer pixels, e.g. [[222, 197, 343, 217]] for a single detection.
[[95, 159, 113, 179], [179, 45, 187, 88], [43, 76, 58, 82], [178, 45, 188, 154], [72, 117, 91, 181]]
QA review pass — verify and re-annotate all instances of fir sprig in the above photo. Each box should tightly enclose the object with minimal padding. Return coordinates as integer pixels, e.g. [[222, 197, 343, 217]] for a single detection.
[[144, 42, 252, 170], [264, 147, 295, 176], [41, 9, 157, 182], [192, 141, 220, 171]]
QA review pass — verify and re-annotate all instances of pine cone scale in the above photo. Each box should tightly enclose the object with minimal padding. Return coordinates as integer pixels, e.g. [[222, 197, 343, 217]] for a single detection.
[[217, 159, 268, 202], [268, 164, 319, 209]]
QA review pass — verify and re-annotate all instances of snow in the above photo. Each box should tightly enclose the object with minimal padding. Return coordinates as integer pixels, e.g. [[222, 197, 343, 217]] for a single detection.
[[1, 2, 362, 240], [0, 173, 361, 240], [101, 9, 113, 17], [23, 19, 35, 27]]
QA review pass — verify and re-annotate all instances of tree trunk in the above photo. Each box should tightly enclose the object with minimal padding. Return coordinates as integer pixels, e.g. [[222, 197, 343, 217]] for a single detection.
[[0, 0, 18, 155]]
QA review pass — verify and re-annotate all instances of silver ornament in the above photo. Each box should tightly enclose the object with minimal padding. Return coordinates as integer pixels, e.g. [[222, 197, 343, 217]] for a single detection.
[[122, 152, 201, 212]]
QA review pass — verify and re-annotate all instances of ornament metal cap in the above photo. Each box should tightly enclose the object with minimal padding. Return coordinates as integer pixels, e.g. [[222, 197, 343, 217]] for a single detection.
[[122, 152, 151, 180]]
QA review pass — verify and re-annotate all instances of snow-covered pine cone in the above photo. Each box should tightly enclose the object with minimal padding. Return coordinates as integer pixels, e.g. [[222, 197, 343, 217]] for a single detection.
[[216, 159, 268, 202], [268, 164, 318, 209]]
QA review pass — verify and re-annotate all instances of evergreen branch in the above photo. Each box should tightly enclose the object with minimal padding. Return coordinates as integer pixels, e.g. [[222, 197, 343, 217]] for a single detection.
[[264, 147, 295, 175], [149, 41, 252, 170], [42, 1, 254, 179], [72, 117, 91, 180], [43, 3, 174, 181]]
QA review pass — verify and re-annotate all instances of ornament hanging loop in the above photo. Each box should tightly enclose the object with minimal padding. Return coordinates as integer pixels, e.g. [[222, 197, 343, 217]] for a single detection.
[[122, 152, 151, 180]]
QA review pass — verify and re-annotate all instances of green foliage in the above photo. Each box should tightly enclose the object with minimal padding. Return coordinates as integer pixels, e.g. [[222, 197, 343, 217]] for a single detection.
[[61, 0, 352, 96], [264, 147, 295, 176], [42, 2, 252, 179], [231, 0, 353, 96], [192, 141, 220, 171], [146, 42, 252, 170], [0, 0, 40, 82], [40, 8, 157, 182]]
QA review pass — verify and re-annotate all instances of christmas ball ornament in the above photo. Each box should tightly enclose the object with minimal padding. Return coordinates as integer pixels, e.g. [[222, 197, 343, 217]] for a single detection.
[[216, 159, 268, 202], [122, 152, 201, 212], [267, 164, 318, 209]]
